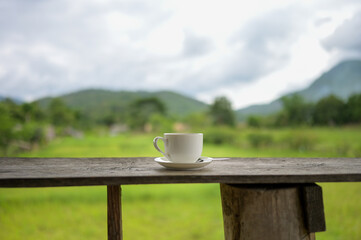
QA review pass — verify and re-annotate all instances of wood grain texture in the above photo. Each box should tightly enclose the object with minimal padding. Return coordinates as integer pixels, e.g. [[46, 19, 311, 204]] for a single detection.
[[220, 184, 313, 240], [0, 157, 361, 187], [301, 184, 326, 233], [107, 185, 122, 240]]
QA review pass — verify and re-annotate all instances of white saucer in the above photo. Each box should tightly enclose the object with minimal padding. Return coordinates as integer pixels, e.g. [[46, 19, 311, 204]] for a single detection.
[[154, 156, 213, 170]]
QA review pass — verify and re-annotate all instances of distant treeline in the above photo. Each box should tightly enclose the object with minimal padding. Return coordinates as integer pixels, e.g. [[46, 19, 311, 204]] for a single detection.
[[1, 92, 360, 155], [247, 93, 361, 127], [0, 96, 236, 155], [0, 98, 84, 155]]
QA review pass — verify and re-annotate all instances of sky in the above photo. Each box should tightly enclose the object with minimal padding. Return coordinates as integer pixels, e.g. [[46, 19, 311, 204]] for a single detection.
[[0, 0, 361, 109]]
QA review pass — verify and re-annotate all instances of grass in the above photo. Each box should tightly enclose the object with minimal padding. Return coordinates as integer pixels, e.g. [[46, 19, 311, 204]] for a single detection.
[[1, 127, 361, 239], [0, 184, 224, 240]]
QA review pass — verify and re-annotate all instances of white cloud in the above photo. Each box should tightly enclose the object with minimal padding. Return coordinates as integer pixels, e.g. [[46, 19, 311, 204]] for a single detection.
[[0, 0, 360, 108], [323, 11, 361, 54]]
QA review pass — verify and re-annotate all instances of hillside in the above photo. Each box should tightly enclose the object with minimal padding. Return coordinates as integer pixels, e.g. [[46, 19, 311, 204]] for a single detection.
[[237, 59, 361, 119], [36, 89, 208, 119], [0, 96, 23, 104]]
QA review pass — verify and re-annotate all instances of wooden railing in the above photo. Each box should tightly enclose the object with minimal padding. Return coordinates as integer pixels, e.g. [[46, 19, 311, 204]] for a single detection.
[[1, 157, 361, 239]]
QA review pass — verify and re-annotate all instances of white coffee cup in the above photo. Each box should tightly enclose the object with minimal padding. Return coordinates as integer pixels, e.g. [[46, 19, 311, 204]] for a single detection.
[[153, 133, 203, 163]]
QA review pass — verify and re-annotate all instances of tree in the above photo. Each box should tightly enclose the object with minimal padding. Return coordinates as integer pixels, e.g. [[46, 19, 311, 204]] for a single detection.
[[247, 115, 262, 128], [313, 95, 344, 125], [209, 96, 236, 127], [48, 98, 75, 126], [342, 93, 361, 124], [280, 95, 313, 125], [20, 102, 45, 123], [0, 103, 16, 155], [2, 98, 22, 122], [101, 115, 117, 127], [127, 97, 166, 130]]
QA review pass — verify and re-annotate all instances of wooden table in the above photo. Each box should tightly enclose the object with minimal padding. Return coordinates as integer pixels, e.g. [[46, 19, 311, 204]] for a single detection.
[[1, 157, 361, 240]]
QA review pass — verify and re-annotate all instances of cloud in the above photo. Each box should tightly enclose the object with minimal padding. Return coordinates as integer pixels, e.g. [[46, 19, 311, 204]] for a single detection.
[[0, 0, 361, 108], [215, 5, 308, 84], [0, 1, 308, 100], [182, 31, 212, 57], [322, 11, 361, 53], [314, 17, 332, 27], [161, 4, 313, 97], [0, 0, 174, 100]]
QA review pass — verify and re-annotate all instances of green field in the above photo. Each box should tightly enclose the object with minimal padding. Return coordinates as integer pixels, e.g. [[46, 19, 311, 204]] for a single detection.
[[1, 127, 361, 239]]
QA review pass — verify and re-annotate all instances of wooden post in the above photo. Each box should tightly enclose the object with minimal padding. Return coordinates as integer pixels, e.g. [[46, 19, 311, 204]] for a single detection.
[[107, 185, 122, 240], [220, 184, 315, 240], [301, 184, 326, 233]]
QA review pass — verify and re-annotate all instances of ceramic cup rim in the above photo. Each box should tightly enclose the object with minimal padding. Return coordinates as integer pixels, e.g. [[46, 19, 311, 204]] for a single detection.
[[164, 133, 203, 136]]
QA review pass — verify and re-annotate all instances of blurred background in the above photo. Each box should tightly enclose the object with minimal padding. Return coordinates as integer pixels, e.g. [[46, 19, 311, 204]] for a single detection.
[[0, 0, 361, 239]]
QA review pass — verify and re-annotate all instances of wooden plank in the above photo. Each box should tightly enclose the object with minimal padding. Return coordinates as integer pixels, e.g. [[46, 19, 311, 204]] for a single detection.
[[220, 184, 313, 240], [301, 184, 326, 233], [0, 157, 361, 187], [107, 185, 122, 240]]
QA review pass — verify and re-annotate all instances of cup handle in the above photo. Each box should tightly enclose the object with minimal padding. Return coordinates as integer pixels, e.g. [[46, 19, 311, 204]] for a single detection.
[[153, 136, 167, 157]]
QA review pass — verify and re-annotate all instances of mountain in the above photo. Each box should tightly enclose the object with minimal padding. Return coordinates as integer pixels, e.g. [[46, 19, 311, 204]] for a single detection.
[[0, 95, 23, 104], [36, 89, 208, 119], [236, 59, 361, 119]]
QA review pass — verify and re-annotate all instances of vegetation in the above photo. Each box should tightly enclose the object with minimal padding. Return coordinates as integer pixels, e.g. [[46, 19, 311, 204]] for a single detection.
[[0, 98, 81, 155], [278, 94, 313, 125], [343, 93, 361, 124], [248, 93, 361, 127], [0, 95, 235, 155], [313, 95, 344, 125], [49, 98, 79, 126], [127, 97, 167, 130], [209, 96, 236, 127], [36, 90, 208, 121], [0, 81, 360, 239], [2, 91, 361, 156], [0, 129, 361, 240]]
